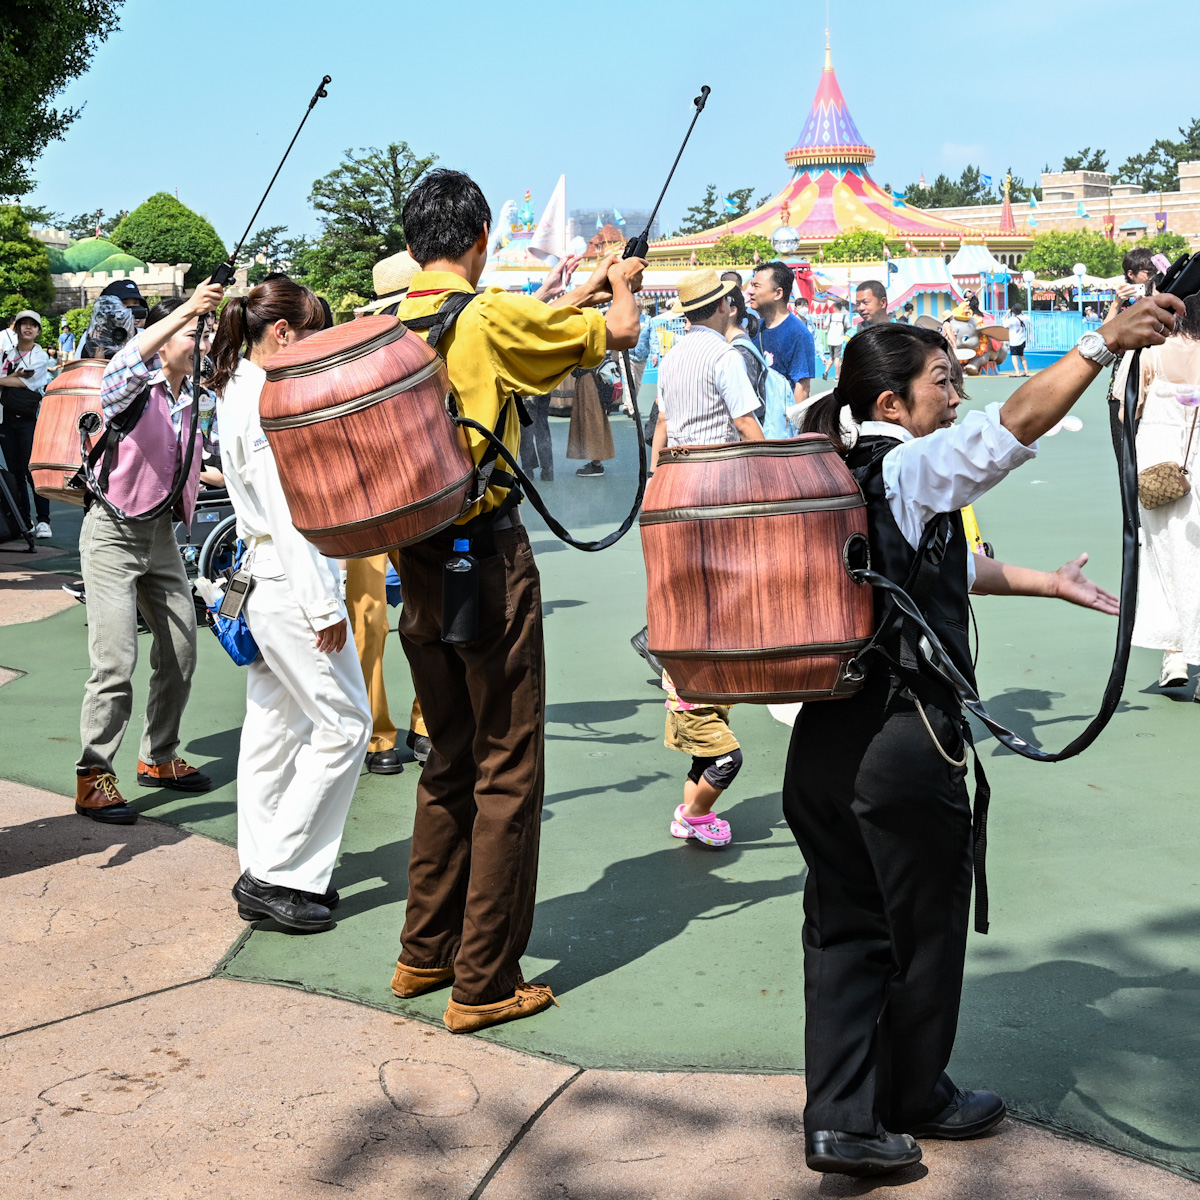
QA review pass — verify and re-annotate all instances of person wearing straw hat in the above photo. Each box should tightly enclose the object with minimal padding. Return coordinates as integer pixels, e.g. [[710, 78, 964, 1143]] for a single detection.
[[347, 248, 432, 773], [649, 269, 764, 466]]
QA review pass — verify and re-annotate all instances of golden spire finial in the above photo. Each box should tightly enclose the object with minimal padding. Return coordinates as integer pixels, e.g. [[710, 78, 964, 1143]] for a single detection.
[[824, 29, 832, 71]]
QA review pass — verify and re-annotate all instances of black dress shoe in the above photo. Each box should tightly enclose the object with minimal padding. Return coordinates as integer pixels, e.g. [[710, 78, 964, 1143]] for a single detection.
[[75, 801, 138, 825], [239, 885, 339, 921], [904, 1089, 1006, 1140], [406, 729, 432, 766], [365, 748, 404, 775], [231, 871, 335, 932], [805, 1129, 922, 1176], [630, 626, 664, 677]]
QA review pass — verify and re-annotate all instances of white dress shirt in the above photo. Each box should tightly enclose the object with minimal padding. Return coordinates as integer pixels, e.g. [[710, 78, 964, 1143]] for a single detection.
[[659, 324, 761, 446], [218, 358, 346, 632], [860, 402, 1037, 587]]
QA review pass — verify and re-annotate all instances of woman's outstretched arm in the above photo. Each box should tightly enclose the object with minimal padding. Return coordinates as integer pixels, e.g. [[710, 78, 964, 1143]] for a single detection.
[[998, 294, 1184, 446]]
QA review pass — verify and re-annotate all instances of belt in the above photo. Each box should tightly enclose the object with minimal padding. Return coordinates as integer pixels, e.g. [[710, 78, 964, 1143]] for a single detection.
[[425, 505, 523, 557]]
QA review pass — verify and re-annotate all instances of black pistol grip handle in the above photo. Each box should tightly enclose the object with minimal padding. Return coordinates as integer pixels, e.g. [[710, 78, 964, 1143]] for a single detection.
[[209, 259, 237, 287], [623, 235, 649, 260]]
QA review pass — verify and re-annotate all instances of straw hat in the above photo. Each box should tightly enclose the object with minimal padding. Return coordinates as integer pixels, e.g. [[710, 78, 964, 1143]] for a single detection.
[[671, 268, 738, 315], [358, 250, 421, 314]]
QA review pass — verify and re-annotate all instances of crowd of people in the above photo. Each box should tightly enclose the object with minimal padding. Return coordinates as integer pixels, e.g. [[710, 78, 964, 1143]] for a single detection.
[[3, 161, 1198, 1179]]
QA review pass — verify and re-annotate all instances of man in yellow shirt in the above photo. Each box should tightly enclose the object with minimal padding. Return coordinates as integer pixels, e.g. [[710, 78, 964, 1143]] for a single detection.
[[389, 169, 644, 1032]]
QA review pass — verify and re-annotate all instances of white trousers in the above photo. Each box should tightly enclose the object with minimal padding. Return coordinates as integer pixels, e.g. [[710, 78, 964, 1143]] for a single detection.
[[238, 574, 371, 892]]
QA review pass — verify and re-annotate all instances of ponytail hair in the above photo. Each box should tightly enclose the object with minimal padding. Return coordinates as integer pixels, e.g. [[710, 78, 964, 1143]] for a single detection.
[[208, 275, 326, 393], [802, 323, 949, 453], [727, 285, 759, 338]]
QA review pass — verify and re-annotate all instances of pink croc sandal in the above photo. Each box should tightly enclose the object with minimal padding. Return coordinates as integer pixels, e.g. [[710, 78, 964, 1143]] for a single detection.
[[670, 804, 732, 848]]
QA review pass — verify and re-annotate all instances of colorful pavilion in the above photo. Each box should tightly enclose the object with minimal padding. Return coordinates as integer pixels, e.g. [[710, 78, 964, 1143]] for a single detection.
[[648, 36, 984, 262]]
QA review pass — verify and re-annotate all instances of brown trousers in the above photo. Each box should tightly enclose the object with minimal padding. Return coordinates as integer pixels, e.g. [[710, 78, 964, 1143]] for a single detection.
[[395, 525, 545, 1005], [345, 552, 426, 752]]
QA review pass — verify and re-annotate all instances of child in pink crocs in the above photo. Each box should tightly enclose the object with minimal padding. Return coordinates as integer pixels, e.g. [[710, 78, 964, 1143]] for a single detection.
[[662, 670, 741, 848]]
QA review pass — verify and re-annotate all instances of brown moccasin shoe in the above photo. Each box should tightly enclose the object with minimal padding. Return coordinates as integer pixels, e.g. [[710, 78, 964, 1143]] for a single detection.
[[391, 962, 455, 998], [443, 976, 558, 1034]]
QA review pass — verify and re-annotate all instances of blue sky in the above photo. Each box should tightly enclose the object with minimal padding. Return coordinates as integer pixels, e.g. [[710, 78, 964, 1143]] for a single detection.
[[26, 0, 1200, 247]]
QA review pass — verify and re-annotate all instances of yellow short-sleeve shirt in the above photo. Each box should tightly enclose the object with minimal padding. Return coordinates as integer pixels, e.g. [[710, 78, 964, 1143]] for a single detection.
[[397, 271, 607, 522]]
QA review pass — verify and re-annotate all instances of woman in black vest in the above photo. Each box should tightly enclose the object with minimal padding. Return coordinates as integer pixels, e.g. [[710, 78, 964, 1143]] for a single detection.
[[791, 295, 1182, 1177]]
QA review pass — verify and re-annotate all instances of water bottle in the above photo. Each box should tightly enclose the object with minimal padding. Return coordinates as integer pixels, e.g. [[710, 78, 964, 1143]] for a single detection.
[[441, 538, 479, 644]]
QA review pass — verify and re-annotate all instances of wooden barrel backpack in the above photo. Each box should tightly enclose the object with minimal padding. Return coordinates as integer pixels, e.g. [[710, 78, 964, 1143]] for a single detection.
[[30, 358, 105, 506], [639, 436, 874, 704], [258, 314, 475, 558]]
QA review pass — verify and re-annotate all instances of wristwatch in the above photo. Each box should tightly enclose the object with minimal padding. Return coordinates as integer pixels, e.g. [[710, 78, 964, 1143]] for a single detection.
[[1076, 330, 1116, 368]]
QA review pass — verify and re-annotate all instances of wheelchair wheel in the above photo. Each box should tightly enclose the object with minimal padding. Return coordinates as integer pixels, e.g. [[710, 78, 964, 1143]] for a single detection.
[[197, 513, 240, 583]]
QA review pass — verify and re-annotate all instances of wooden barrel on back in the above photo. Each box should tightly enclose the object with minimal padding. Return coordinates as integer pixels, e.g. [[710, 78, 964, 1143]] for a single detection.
[[259, 315, 475, 558], [30, 358, 105, 506], [639, 436, 874, 703]]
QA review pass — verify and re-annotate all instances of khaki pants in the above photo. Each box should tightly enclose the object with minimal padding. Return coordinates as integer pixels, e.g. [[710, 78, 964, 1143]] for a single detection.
[[77, 505, 197, 775], [395, 525, 545, 1006], [345, 552, 425, 753]]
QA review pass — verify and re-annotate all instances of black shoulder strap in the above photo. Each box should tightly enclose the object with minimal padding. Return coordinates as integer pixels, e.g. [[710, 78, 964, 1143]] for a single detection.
[[400, 291, 476, 351], [90, 384, 153, 493]]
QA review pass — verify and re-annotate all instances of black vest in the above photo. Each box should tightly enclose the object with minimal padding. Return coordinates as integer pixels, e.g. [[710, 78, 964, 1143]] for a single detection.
[[847, 435, 977, 708]]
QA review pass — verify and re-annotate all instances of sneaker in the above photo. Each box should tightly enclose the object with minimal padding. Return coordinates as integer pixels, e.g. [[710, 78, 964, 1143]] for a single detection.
[[1160, 651, 1189, 688], [34, 521, 52, 540], [575, 461, 604, 477], [630, 626, 664, 677], [443, 975, 558, 1033]]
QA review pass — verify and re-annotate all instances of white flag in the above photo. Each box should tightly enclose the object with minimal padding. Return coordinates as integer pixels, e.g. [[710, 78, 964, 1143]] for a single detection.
[[529, 174, 567, 265]]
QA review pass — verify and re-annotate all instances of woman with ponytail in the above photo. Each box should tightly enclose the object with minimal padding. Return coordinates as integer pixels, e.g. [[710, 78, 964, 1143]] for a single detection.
[[210, 277, 371, 934], [788, 300, 1183, 1177]]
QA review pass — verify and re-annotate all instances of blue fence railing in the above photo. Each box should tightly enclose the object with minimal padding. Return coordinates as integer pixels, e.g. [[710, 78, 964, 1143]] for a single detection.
[[1022, 311, 1102, 352]]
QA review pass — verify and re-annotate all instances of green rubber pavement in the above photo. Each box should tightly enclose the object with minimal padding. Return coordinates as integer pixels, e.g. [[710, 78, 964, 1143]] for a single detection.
[[2, 376, 1198, 1178]]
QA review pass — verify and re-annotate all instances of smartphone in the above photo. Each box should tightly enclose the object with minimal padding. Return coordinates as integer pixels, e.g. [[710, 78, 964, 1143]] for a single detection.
[[1158, 252, 1200, 300]]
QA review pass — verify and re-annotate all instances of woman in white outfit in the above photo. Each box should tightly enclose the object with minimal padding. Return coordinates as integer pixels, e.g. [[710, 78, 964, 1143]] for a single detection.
[[1132, 293, 1200, 696], [209, 277, 371, 932]]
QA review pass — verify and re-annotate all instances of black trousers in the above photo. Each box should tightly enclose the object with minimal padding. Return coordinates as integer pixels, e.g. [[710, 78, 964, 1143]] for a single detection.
[[0, 414, 50, 524], [782, 680, 973, 1135]]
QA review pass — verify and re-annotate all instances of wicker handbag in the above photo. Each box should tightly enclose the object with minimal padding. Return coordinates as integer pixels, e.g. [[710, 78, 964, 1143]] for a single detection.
[[1138, 408, 1198, 510]]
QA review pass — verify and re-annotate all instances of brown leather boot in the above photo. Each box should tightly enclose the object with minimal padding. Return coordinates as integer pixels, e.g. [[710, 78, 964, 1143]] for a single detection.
[[391, 961, 455, 999], [136, 757, 212, 792], [75, 769, 138, 825]]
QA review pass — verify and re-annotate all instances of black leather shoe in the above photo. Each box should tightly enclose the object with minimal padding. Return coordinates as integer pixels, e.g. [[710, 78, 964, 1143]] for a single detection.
[[239, 885, 339, 921], [905, 1089, 1006, 1140], [406, 729, 432, 766], [365, 748, 404, 775], [231, 871, 335, 932], [805, 1130, 922, 1176], [630, 626, 664, 677]]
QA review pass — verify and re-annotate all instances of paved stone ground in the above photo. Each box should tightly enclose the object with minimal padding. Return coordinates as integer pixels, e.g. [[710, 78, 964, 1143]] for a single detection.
[[4, 780, 1198, 1199]]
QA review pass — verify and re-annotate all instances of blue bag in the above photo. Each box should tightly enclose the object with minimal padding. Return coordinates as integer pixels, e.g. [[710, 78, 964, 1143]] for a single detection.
[[741, 338, 798, 439], [206, 540, 260, 666]]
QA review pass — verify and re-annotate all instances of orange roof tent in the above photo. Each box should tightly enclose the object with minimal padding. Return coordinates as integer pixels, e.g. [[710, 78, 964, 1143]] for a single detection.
[[652, 36, 980, 255]]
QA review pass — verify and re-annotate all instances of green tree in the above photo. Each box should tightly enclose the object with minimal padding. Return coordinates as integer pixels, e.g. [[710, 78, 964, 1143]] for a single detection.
[[695, 234, 776, 266], [903, 165, 1015, 209], [63, 208, 129, 239], [1062, 147, 1109, 172], [679, 184, 722, 234], [1132, 231, 1190, 259], [1001, 167, 1042, 203], [1020, 229, 1122, 278], [111, 192, 227, 286], [237, 224, 310, 285], [822, 229, 888, 263], [301, 143, 435, 304], [0, 2, 124, 197], [1115, 117, 1200, 193], [0, 205, 54, 316]]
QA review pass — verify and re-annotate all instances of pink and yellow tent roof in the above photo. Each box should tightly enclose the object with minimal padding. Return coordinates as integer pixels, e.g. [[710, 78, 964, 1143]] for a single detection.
[[652, 38, 981, 253]]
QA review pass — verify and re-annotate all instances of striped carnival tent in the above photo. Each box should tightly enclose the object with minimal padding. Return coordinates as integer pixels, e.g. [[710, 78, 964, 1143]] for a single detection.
[[887, 258, 962, 319], [649, 34, 982, 261], [946, 242, 1011, 286]]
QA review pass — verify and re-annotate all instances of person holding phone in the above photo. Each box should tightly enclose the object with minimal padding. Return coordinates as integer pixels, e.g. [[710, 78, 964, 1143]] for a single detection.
[[0, 310, 53, 537]]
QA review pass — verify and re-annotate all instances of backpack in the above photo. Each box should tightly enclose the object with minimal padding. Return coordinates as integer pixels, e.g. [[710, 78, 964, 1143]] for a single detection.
[[739, 338, 797, 439]]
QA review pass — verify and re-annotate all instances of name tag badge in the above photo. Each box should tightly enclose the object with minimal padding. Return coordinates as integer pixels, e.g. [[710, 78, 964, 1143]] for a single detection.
[[252, 434, 270, 453]]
